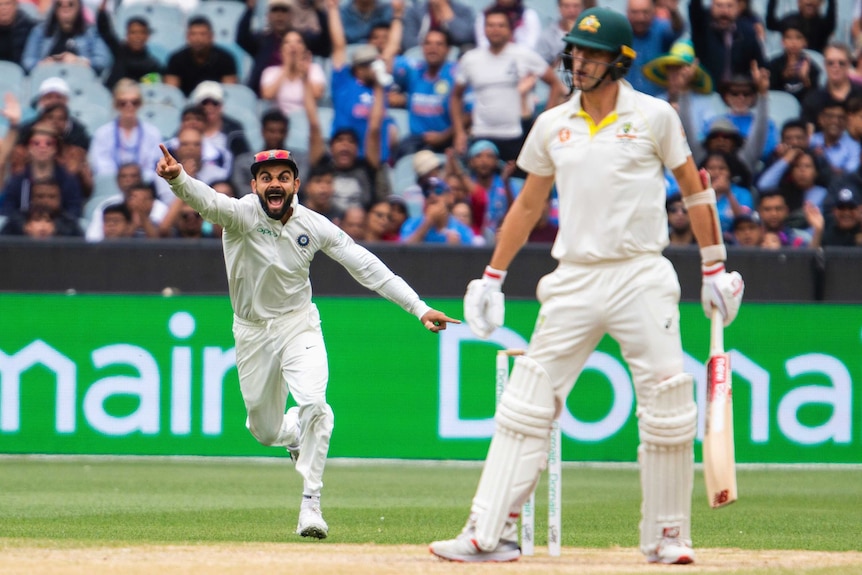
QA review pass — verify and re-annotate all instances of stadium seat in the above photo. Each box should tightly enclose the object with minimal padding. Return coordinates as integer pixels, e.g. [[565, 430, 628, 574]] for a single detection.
[[390, 153, 418, 194], [220, 83, 259, 116], [69, 103, 114, 135], [286, 106, 334, 151], [0, 61, 27, 103], [147, 43, 172, 68], [140, 83, 187, 110], [767, 90, 802, 129], [530, 0, 559, 24], [218, 43, 253, 85], [388, 108, 411, 139], [69, 81, 113, 111], [139, 102, 182, 139], [224, 105, 263, 151], [803, 49, 827, 89], [189, 1, 247, 46], [83, 174, 123, 223]]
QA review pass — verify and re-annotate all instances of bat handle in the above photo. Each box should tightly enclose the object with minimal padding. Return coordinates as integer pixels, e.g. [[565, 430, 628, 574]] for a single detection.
[[710, 307, 724, 355]]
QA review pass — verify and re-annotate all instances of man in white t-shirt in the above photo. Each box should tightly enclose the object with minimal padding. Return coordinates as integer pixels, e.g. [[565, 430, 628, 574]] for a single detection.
[[451, 5, 564, 163], [431, 7, 744, 565], [156, 145, 458, 541]]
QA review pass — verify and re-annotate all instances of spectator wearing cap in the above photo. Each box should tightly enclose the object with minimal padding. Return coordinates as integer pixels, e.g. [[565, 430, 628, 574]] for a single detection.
[[397, 149, 444, 211], [730, 211, 764, 246], [399, 175, 475, 244], [820, 187, 862, 246], [701, 70, 777, 165], [238, 0, 312, 98], [189, 81, 251, 163], [765, 0, 835, 54], [688, 118, 754, 188], [459, 139, 515, 242], [766, 16, 820, 105], [327, 0, 400, 164], [16, 78, 91, 151], [0, 0, 36, 65], [452, 6, 563, 163], [801, 43, 862, 132], [164, 15, 238, 97], [400, 0, 476, 55], [666, 192, 695, 245], [165, 104, 233, 177], [21, 0, 111, 73], [688, 0, 765, 85], [88, 79, 163, 183], [96, 0, 163, 89], [642, 38, 714, 120], [340, 0, 392, 45], [625, 0, 680, 97]]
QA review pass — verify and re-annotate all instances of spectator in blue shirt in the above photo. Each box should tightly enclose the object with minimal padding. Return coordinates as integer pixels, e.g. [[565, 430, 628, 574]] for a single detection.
[[399, 176, 476, 244], [626, 0, 680, 96], [401, 0, 475, 54], [391, 27, 458, 158], [809, 102, 861, 177]]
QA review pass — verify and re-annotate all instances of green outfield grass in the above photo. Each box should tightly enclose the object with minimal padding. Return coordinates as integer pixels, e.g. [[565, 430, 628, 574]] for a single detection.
[[0, 457, 860, 552]]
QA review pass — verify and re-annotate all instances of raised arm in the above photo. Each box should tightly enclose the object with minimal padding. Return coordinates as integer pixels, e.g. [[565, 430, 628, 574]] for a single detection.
[[327, 0, 347, 70], [450, 82, 468, 155], [364, 81, 385, 170], [382, 0, 405, 72]]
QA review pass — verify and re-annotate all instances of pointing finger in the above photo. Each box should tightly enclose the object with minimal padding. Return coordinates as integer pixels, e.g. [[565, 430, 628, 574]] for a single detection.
[[159, 144, 173, 160]]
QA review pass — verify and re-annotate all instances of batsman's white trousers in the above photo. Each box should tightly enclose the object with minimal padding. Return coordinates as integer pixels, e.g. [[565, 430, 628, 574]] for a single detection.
[[233, 303, 332, 497], [528, 254, 691, 548]]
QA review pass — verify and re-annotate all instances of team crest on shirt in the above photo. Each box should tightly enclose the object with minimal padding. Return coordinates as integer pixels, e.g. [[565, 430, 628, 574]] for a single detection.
[[558, 128, 571, 142], [296, 233, 310, 247], [616, 122, 637, 141], [434, 80, 450, 95]]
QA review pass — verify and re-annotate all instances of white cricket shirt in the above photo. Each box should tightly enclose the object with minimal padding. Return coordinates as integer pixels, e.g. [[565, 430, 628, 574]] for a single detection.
[[517, 80, 691, 263], [168, 169, 432, 322]]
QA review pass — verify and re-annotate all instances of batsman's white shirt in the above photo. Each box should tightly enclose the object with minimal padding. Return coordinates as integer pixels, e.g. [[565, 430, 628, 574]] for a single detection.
[[167, 169, 432, 321], [517, 80, 691, 263]]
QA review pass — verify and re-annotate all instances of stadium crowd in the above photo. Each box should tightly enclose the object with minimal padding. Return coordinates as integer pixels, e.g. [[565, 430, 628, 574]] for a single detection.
[[0, 0, 861, 247]]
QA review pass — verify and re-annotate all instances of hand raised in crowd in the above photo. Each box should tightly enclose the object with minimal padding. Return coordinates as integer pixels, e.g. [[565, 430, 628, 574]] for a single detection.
[[156, 144, 182, 181], [750, 60, 770, 95], [803, 201, 824, 234], [1, 93, 21, 127], [429, 0, 455, 22], [391, 0, 405, 19]]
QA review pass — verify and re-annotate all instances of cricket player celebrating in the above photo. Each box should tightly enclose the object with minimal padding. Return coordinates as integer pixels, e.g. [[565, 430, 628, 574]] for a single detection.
[[156, 144, 458, 540], [430, 7, 744, 564]]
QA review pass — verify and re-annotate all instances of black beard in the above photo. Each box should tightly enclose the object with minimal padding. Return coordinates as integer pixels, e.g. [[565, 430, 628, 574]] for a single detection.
[[258, 192, 294, 221]]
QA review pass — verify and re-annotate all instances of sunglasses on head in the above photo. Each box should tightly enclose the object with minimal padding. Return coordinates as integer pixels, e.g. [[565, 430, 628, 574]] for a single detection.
[[254, 149, 292, 162]]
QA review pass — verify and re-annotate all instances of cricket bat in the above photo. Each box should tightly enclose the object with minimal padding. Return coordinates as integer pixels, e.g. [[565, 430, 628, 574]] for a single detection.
[[702, 307, 738, 509]]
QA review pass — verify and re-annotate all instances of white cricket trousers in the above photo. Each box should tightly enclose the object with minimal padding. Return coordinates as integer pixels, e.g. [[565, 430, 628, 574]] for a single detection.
[[232, 303, 333, 497], [529, 254, 684, 404]]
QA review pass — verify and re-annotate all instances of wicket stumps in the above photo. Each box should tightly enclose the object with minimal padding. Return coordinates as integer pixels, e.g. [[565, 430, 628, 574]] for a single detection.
[[495, 350, 562, 557]]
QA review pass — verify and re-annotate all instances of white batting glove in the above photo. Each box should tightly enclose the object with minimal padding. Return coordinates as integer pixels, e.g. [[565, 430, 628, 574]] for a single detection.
[[463, 266, 506, 339], [702, 262, 744, 327]]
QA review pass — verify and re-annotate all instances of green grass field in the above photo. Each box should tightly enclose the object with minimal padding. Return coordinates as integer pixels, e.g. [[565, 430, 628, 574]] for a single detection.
[[1, 457, 860, 550]]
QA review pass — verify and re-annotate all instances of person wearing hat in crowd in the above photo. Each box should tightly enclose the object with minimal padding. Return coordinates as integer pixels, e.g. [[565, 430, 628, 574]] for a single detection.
[[820, 187, 862, 245], [327, 0, 400, 163], [164, 15, 238, 97], [189, 80, 251, 164], [431, 7, 744, 563], [17, 78, 90, 150], [705, 68, 777, 163], [156, 142, 459, 541], [96, 0, 163, 89], [766, 15, 820, 105], [765, 0, 835, 54], [642, 38, 715, 124], [730, 210, 764, 246]]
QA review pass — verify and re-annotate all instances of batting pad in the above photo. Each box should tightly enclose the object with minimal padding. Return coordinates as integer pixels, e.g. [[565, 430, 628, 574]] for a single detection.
[[296, 401, 334, 497], [637, 373, 697, 555], [471, 357, 556, 550]]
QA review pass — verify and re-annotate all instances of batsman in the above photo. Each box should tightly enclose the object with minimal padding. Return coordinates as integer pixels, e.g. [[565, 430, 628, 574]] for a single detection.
[[156, 145, 458, 540], [430, 8, 744, 565]]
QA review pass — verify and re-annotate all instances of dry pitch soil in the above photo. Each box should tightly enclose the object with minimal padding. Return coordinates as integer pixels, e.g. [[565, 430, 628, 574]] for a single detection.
[[1, 542, 862, 575]]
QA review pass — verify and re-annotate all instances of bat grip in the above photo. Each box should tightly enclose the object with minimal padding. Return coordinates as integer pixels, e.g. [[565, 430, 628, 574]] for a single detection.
[[710, 307, 724, 355]]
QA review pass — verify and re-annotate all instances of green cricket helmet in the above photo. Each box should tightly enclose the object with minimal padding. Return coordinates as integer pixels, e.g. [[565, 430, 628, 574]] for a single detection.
[[563, 8, 636, 79]]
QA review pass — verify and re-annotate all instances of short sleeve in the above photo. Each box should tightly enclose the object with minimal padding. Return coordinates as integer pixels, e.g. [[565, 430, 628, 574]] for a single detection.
[[516, 110, 557, 177], [653, 102, 691, 171]]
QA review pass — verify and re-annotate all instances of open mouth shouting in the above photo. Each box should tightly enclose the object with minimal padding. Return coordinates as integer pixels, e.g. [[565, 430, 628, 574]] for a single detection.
[[259, 187, 293, 220]]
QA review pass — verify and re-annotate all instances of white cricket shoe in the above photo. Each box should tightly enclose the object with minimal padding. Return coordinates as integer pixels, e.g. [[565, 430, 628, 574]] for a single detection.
[[284, 406, 300, 463], [429, 523, 520, 563], [647, 532, 695, 565], [296, 503, 328, 539]]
